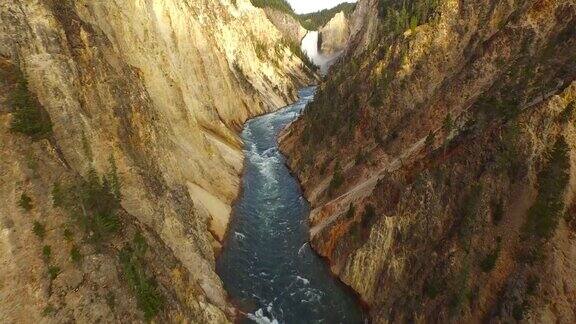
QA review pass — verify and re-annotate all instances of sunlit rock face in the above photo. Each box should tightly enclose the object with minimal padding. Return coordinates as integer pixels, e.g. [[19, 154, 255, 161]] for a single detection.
[[318, 12, 350, 56], [0, 0, 314, 322], [264, 8, 308, 44]]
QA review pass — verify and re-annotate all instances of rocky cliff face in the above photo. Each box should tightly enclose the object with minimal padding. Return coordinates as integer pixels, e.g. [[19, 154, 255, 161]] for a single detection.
[[281, 0, 576, 322], [318, 11, 350, 55], [0, 0, 314, 322], [264, 8, 307, 44]]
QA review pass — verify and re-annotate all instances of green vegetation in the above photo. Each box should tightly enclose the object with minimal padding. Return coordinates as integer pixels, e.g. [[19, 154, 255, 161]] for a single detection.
[[443, 113, 454, 133], [42, 304, 56, 317], [33, 221, 46, 240], [480, 246, 500, 272], [512, 302, 529, 321], [448, 262, 471, 315], [346, 203, 355, 219], [378, 0, 440, 34], [54, 158, 122, 244], [361, 204, 376, 229], [526, 276, 539, 295], [298, 3, 357, 30], [19, 193, 33, 211], [495, 122, 523, 178], [523, 137, 570, 239], [48, 266, 60, 280], [10, 71, 52, 138], [52, 182, 64, 207], [328, 164, 344, 194], [424, 272, 445, 299], [63, 227, 74, 241], [70, 245, 82, 264], [119, 233, 163, 320], [25, 152, 39, 177], [459, 185, 482, 249], [281, 38, 317, 71], [492, 199, 504, 225], [42, 245, 52, 263], [254, 39, 268, 61], [559, 101, 575, 123], [476, 95, 520, 120], [250, 0, 294, 15], [250, 0, 356, 31], [425, 131, 435, 150], [106, 292, 116, 311]]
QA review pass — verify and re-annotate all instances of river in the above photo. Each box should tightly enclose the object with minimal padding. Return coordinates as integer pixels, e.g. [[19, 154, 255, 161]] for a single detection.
[[216, 87, 364, 324]]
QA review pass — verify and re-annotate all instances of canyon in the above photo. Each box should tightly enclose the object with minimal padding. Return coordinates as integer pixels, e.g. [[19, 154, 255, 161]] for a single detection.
[[2, 0, 575, 323]]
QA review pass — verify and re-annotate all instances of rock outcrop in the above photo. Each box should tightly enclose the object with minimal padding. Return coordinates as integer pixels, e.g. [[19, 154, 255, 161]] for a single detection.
[[318, 11, 350, 55], [281, 0, 576, 322], [0, 0, 314, 322], [264, 8, 307, 44]]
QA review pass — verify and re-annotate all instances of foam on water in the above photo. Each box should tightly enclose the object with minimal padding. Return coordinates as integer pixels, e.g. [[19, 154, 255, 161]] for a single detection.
[[216, 87, 364, 324]]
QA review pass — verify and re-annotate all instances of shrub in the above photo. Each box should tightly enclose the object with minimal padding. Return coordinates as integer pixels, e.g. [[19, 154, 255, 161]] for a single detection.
[[495, 123, 523, 178], [48, 266, 60, 280], [328, 165, 344, 194], [10, 75, 52, 138], [254, 40, 268, 61], [559, 101, 575, 123], [492, 199, 504, 225], [459, 185, 482, 249], [63, 228, 74, 241], [361, 204, 376, 229], [345, 204, 355, 219], [424, 273, 445, 299], [512, 302, 528, 321], [70, 245, 82, 264], [443, 113, 454, 132], [52, 182, 64, 207], [523, 137, 570, 239], [42, 304, 55, 317], [133, 232, 148, 255], [476, 95, 520, 120], [425, 132, 435, 150], [33, 221, 46, 240], [19, 193, 33, 211], [57, 160, 122, 243], [119, 239, 163, 320], [42, 245, 52, 263], [480, 247, 500, 272], [449, 262, 471, 314], [282, 38, 317, 71], [106, 292, 116, 311]]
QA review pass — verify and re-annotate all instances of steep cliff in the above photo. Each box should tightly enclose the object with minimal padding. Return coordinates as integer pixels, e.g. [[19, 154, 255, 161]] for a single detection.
[[263, 8, 307, 44], [0, 0, 314, 322], [318, 11, 351, 56], [282, 0, 576, 322]]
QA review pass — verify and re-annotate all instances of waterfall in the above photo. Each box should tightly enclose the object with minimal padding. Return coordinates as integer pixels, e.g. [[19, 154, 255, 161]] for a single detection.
[[301, 31, 342, 75]]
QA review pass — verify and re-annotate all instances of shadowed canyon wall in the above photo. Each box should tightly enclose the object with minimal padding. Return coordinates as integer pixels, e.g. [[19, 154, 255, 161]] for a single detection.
[[281, 0, 576, 322]]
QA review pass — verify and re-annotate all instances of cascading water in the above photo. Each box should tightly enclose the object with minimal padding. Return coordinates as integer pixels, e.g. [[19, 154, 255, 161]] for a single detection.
[[216, 87, 364, 324], [300, 31, 342, 75]]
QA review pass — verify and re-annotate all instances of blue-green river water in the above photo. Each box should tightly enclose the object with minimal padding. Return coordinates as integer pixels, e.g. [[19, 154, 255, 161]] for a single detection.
[[216, 87, 364, 324]]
